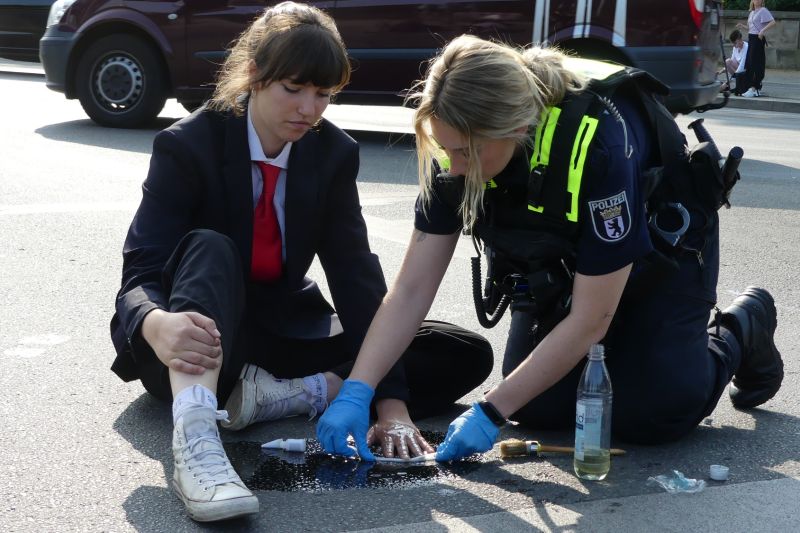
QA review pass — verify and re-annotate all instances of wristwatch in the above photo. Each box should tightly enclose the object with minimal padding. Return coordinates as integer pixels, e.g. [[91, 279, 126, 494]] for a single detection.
[[477, 400, 507, 427]]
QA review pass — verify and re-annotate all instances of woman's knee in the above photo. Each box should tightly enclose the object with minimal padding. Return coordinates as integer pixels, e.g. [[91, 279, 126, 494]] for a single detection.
[[449, 328, 494, 386], [418, 320, 494, 381], [182, 229, 239, 263], [166, 228, 244, 287], [613, 413, 696, 444], [612, 388, 707, 444], [470, 335, 494, 381]]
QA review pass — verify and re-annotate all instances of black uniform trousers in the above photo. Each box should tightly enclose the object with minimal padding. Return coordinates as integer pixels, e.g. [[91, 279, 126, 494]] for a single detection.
[[502, 212, 742, 444], [739, 34, 768, 93], [134, 229, 493, 420]]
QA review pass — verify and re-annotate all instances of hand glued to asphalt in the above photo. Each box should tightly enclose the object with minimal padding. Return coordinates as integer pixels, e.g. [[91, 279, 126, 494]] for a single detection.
[[367, 420, 434, 459]]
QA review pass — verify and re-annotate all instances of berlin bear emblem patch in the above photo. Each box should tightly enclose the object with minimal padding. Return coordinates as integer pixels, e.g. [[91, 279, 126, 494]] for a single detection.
[[588, 191, 631, 242]]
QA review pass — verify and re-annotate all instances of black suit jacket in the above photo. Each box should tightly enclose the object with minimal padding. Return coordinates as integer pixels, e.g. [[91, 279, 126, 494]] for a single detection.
[[110, 106, 406, 398]]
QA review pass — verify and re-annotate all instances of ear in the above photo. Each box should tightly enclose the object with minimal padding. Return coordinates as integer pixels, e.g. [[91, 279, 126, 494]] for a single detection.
[[513, 125, 528, 135], [248, 60, 262, 90]]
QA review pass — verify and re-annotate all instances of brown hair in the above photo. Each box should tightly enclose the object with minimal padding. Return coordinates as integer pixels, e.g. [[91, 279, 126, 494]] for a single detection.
[[207, 1, 350, 115]]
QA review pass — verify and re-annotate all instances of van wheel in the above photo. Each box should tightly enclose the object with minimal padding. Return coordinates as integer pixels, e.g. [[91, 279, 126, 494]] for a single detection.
[[75, 35, 167, 128]]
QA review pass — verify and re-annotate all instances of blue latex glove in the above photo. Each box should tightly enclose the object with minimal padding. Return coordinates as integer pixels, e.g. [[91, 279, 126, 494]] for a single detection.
[[316, 379, 376, 461], [435, 402, 500, 462]]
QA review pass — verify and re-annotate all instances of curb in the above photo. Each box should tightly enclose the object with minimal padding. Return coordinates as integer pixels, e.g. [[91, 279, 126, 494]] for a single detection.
[[713, 95, 800, 114]]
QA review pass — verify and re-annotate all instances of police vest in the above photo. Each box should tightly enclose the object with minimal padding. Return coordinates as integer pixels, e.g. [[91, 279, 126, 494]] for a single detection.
[[461, 58, 673, 279], [432, 58, 737, 329]]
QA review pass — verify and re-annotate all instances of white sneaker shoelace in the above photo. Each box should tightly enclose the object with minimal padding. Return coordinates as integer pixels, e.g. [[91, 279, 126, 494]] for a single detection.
[[180, 408, 241, 490]]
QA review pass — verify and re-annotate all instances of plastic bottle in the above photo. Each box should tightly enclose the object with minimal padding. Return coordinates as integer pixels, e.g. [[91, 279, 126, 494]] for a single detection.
[[261, 438, 306, 452], [574, 343, 613, 480]]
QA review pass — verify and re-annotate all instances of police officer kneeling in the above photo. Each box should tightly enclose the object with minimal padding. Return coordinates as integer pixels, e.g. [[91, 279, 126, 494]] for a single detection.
[[316, 35, 784, 460]]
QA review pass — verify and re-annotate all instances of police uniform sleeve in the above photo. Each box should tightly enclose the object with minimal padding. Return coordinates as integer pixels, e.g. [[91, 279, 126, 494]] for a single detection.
[[413, 173, 463, 235], [575, 109, 653, 276]]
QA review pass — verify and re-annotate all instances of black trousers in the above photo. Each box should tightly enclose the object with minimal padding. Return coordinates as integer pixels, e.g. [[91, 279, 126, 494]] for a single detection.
[[134, 229, 493, 420], [502, 212, 742, 444], [739, 34, 767, 92]]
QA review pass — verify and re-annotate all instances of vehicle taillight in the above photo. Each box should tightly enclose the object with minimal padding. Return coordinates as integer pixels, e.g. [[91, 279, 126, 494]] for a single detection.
[[688, 0, 705, 29]]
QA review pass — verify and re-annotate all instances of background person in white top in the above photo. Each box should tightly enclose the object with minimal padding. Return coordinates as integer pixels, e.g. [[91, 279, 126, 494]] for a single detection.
[[736, 0, 777, 97], [723, 30, 749, 94]]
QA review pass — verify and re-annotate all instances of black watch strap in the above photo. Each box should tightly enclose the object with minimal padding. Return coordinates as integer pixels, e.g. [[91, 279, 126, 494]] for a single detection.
[[477, 400, 507, 427]]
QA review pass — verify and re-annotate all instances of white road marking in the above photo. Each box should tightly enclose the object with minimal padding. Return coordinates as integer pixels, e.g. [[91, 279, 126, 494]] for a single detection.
[[3, 333, 71, 358]]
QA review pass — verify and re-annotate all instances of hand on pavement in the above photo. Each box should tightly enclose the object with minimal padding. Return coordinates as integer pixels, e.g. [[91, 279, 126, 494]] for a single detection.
[[367, 419, 434, 459], [435, 403, 500, 462], [316, 379, 376, 461]]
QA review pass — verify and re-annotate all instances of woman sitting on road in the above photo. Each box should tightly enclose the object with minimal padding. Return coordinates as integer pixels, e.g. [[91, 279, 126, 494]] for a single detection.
[[110, 4, 491, 522]]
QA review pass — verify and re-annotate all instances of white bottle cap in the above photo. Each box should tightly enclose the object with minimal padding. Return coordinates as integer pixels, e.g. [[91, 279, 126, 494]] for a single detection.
[[709, 464, 729, 481]]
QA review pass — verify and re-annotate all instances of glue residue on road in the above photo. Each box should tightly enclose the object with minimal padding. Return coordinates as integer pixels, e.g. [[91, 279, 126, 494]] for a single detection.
[[225, 431, 484, 492]]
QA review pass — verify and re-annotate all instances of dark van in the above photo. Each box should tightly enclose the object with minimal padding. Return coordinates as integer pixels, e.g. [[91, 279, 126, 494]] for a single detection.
[[40, 0, 723, 128]]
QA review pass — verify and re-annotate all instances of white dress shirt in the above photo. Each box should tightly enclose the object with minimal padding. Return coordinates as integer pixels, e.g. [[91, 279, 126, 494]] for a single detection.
[[247, 106, 291, 261]]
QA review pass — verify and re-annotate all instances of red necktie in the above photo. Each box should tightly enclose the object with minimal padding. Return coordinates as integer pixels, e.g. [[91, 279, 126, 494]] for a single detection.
[[251, 161, 282, 281]]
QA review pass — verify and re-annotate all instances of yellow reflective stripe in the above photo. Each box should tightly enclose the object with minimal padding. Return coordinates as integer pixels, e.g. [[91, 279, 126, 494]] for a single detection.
[[530, 106, 561, 170], [530, 109, 547, 168], [528, 106, 560, 213], [485, 179, 497, 189], [566, 116, 599, 222], [538, 107, 560, 167]]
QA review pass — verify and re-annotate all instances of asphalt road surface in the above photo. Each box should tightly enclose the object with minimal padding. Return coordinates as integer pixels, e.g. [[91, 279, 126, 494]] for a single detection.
[[1, 66, 799, 532]]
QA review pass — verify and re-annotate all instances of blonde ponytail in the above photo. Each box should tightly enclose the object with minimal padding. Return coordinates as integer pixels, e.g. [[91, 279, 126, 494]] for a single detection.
[[521, 47, 587, 107]]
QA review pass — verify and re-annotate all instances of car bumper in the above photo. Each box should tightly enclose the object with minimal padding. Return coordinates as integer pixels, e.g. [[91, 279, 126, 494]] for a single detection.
[[39, 27, 77, 95], [626, 46, 721, 114]]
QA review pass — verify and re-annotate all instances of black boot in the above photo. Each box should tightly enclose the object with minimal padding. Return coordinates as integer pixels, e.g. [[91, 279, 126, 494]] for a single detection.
[[710, 287, 783, 409]]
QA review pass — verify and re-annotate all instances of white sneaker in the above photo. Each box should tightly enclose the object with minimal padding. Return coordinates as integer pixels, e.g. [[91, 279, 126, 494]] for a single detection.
[[221, 364, 320, 431], [172, 405, 259, 522], [742, 87, 757, 98]]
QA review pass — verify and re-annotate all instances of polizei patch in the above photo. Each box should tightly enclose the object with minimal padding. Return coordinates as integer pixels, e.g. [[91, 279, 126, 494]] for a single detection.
[[588, 191, 631, 242]]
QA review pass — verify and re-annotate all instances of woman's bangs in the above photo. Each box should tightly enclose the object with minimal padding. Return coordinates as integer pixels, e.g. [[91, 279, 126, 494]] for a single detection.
[[276, 29, 349, 89]]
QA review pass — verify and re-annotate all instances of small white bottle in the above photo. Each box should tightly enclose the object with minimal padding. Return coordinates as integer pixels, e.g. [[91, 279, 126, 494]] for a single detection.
[[574, 343, 613, 480], [261, 438, 306, 452]]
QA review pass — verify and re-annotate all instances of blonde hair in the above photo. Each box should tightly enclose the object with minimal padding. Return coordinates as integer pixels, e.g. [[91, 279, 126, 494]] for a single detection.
[[207, 1, 349, 115], [750, 0, 765, 10], [409, 35, 588, 230]]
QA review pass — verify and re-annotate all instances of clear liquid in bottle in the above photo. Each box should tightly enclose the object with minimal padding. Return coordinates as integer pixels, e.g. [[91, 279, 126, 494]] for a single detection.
[[574, 343, 613, 481]]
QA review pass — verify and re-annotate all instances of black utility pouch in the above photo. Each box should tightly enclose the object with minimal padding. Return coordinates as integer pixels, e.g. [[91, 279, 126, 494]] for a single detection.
[[688, 142, 729, 212]]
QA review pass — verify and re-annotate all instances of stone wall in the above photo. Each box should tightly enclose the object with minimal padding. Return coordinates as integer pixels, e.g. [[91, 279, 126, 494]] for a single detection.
[[722, 10, 800, 69]]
